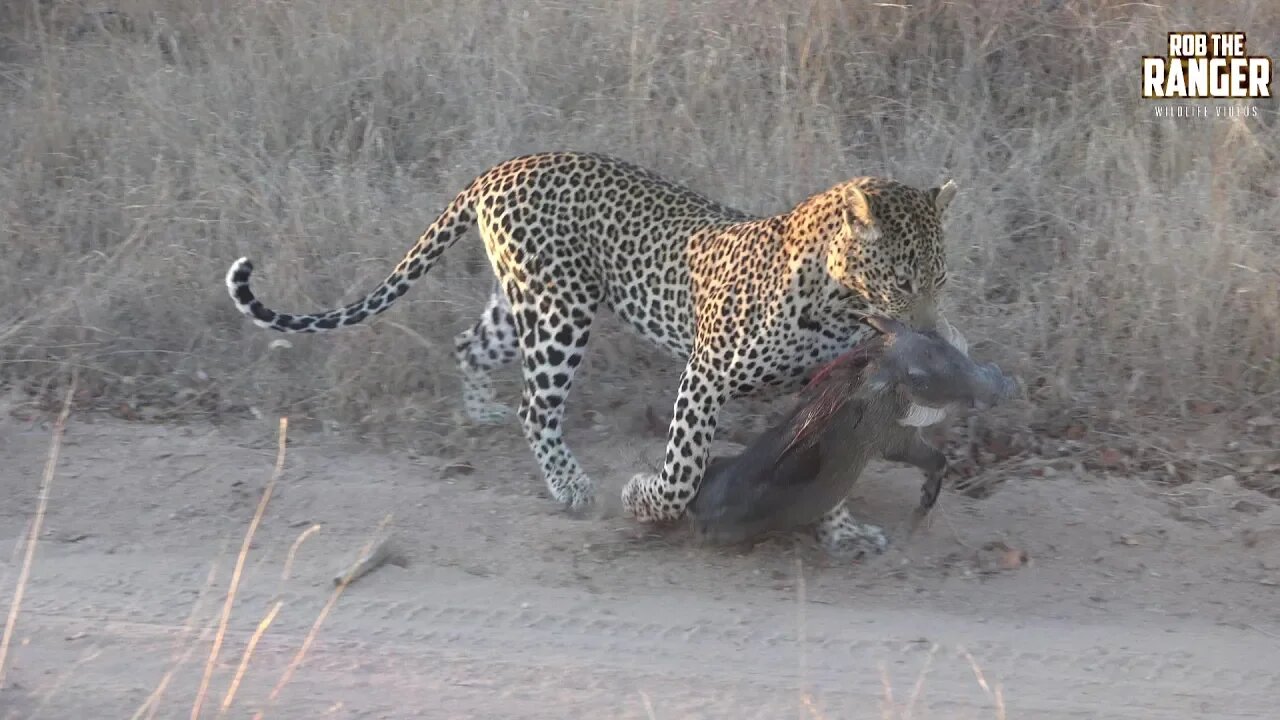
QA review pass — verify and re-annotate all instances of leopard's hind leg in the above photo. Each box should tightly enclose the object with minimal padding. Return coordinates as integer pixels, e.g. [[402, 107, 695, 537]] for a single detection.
[[454, 284, 519, 425]]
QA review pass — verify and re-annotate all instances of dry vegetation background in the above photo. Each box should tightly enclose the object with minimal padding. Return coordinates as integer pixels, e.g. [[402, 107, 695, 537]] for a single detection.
[[0, 0, 1276, 478]]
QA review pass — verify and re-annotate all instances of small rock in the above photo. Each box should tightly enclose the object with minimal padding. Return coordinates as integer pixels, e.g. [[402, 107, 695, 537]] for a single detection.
[[1234, 500, 1265, 514], [441, 461, 475, 478], [1187, 400, 1220, 416], [1212, 475, 1238, 492], [1099, 447, 1127, 470], [1241, 527, 1280, 550]]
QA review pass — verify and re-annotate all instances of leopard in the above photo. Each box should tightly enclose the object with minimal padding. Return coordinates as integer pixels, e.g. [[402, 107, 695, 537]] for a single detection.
[[224, 151, 959, 557]]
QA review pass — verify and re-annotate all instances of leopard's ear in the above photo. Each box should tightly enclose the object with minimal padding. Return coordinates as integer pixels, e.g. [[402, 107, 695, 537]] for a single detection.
[[930, 180, 958, 215], [841, 184, 875, 234]]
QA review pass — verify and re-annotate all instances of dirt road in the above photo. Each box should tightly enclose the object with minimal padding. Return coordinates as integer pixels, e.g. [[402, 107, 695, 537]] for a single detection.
[[2, 414, 1278, 719]]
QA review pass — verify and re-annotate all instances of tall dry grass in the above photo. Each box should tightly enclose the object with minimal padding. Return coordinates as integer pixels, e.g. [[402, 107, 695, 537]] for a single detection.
[[0, 0, 1276, 448]]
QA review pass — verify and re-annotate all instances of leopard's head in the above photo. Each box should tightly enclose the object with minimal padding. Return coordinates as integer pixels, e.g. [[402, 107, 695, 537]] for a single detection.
[[826, 177, 957, 326]]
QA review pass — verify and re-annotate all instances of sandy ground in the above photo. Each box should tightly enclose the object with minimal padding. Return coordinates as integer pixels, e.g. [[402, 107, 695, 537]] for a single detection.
[[2, 407, 1279, 719]]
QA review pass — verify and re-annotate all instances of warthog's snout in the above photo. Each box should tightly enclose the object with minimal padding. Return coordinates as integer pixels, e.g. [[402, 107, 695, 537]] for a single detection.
[[966, 362, 1019, 411]]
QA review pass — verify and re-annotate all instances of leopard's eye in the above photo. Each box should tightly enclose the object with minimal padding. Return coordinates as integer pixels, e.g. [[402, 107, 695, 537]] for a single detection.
[[895, 275, 915, 293]]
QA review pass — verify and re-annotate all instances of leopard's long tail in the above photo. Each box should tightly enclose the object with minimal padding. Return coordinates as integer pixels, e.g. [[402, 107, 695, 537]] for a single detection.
[[225, 188, 479, 333]]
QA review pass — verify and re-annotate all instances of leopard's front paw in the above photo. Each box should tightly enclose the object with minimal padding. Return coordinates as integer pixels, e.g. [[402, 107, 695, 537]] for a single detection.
[[551, 471, 595, 510], [621, 473, 683, 522]]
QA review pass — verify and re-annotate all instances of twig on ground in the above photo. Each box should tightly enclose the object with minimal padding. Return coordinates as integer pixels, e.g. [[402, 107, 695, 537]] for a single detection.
[[331, 528, 406, 588], [252, 513, 395, 719]]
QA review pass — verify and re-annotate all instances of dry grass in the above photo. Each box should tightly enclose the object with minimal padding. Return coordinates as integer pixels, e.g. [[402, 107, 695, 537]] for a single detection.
[[191, 416, 287, 720], [0, 0, 1276, 450], [0, 371, 75, 689], [0, 407, 360, 717]]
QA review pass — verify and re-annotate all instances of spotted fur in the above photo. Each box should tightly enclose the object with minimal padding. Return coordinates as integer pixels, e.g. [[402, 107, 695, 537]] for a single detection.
[[225, 151, 958, 553]]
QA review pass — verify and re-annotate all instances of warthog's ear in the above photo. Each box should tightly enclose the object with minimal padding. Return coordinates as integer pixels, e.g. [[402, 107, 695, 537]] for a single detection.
[[865, 315, 907, 337], [931, 180, 958, 215], [937, 315, 969, 357]]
